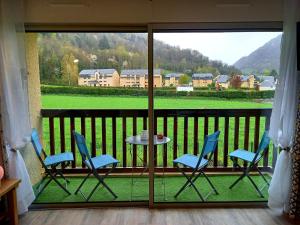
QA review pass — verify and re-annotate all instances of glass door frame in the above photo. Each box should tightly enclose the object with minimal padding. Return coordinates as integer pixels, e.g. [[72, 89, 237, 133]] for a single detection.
[[25, 21, 282, 208]]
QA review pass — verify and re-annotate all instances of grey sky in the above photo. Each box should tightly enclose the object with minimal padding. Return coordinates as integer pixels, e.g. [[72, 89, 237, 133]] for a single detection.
[[154, 32, 282, 65]]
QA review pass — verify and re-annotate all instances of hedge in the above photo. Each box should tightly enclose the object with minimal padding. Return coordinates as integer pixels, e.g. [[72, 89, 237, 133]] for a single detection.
[[41, 85, 275, 99]]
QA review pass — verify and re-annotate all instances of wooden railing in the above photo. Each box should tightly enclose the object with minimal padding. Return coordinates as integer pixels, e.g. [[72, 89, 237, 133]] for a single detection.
[[41, 108, 276, 173]]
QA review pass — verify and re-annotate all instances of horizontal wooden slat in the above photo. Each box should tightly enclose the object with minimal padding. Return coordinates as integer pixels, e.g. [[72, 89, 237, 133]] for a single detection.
[[62, 166, 272, 174]]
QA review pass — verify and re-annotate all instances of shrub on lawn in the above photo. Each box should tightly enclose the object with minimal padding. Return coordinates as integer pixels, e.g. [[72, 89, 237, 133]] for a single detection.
[[41, 85, 274, 99]]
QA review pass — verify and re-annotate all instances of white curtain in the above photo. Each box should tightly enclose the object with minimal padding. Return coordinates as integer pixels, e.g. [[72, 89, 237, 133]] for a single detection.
[[0, 0, 35, 214], [268, 0, 300, 213]]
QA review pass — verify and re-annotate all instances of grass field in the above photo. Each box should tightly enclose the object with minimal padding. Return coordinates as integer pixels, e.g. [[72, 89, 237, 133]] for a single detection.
[[41, 94, 274, 168], [42, 94, 272, 109]]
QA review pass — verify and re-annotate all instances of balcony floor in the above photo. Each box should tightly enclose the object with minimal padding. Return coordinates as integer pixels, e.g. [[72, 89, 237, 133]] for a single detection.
[[33, 174, 270, 203]]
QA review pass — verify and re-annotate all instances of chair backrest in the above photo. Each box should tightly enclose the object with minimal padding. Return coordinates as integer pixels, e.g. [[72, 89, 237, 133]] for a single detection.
[[31, 128, 44, 158], [196, 131, 221, 168], [252, 130, 270, 163], [73, 131, 94, 169]]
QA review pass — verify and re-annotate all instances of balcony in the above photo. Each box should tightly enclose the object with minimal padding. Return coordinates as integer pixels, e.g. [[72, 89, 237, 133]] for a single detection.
[[33, 108, 276, 205]]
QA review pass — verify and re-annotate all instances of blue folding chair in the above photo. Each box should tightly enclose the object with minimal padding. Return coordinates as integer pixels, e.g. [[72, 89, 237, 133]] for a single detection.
[[173, 131, 221, 201], [31, 129, 74, 198], [229, 130, 271, 197], [73, 131, 119, 201]]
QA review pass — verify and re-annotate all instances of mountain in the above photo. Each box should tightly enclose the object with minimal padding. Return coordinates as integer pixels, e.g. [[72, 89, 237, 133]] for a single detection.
[[234, 34, 281, 74], [38, 33, 240, 84]]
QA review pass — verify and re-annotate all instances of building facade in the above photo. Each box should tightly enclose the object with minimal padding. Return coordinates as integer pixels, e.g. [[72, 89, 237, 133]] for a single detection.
[[192, 73, 213, 87], [78, 69, 120, 87], [120, 69, 162, 88], [215, 75, 230, 89], [164, 73, 183, 87], [240, 75, 255, 88]]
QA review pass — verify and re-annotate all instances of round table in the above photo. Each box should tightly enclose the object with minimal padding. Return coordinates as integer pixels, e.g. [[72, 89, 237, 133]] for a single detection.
[[126, 135, 170, 200]]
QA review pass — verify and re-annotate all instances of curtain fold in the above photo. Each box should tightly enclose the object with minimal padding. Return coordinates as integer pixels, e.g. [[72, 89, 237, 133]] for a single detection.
[[0, 0, 35, 214], [268, 0, 300, 214]]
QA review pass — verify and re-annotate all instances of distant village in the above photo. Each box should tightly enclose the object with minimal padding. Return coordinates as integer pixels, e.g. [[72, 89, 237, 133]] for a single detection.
[[78, 69, 277, 91]]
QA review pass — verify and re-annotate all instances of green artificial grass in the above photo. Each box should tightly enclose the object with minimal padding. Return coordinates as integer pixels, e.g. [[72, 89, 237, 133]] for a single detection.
[[33, 174, 270, 203]]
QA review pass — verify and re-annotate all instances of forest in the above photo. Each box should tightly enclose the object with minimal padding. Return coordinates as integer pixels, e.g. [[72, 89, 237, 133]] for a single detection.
[[38, 33, 241, 85]]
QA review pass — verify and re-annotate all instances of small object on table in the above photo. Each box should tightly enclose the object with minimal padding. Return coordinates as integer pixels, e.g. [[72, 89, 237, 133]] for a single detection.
[[157, 133, 164, 140]]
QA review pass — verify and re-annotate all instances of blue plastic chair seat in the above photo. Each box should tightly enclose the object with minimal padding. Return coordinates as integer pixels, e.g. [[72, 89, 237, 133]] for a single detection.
[[85, 154, 119, 169], [44, 152, 74, 167], [229, 149, 260, 163], [174, 154, 208, 169]]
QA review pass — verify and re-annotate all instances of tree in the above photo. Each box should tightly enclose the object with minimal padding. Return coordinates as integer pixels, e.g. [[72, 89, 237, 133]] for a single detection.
[[61, 53, 78, 86], [269, 69, 279, 79], [230, 75, 242, 89], [208, 81, 216, 90], [196, 65, 219, 76], [99, 36, 110, 50], [263, 69, 271, 76], [178, 74, 190, 85]]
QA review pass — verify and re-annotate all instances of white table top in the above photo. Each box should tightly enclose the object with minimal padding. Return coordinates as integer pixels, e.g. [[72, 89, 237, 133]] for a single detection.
[[126, 135, 170, 146]]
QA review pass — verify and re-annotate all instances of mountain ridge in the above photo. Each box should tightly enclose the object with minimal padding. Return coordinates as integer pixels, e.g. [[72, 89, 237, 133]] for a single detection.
[[234, 34, 281, 74]]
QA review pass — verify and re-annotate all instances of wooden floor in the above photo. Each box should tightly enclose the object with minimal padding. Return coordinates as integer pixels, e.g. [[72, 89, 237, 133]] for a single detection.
[[20, 208, 298, 225]]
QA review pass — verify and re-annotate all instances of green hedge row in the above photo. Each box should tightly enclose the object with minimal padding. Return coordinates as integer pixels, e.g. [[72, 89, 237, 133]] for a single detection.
[[41, 85, 275, 99]]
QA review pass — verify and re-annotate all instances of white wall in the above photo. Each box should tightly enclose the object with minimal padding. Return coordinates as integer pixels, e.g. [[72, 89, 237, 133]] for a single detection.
[[24, 0, 283, 25]]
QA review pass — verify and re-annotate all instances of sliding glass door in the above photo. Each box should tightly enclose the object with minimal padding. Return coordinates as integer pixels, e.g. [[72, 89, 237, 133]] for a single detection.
[[151, 29, 282, 204]]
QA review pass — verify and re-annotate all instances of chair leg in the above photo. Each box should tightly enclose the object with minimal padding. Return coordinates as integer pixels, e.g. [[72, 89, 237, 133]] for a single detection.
[[48, 172, 71, 195], [174, 179, 191, 198], [256, 167, 270, 186], [75, 172, 91, 195], [56, 170, 70, 183], [94, 172, 118, 199], [174, 166, 194, 198], [201, 171, 219, 195], [247, 175, 264, 198], [35, 177, 52, 199], [229, 173, 246, 189], [36, 174, 49, 192], [174, 168, 204, 201], [188, 170, 203, 187], [86, 181, 102, 201]]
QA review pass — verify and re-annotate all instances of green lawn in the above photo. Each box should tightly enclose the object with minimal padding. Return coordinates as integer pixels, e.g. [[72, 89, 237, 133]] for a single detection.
[[42, 94, 272, 109], [41, 94, 274, 168]]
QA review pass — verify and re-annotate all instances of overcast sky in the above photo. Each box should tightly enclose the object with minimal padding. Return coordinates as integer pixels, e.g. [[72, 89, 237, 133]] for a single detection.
[[154, 32, 282, 65]]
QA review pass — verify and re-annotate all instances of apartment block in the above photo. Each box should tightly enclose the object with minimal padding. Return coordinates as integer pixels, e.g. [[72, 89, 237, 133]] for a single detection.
[[215, 75, 230, 89], [164, 73, 183, 87], [192, 73, 213, 87], [78, 69, 120, 87], [120, 69, 162, 88]]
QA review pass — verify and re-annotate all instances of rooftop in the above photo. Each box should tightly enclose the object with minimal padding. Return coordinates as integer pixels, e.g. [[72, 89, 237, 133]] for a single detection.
[[240, 75, 254, 82], [260, 80, 275, 88], [120, 69, 161, 77], [216, 75, 229, 83], [256, 75, 275, 83], [79, 69, 116, 76], [165, 73, 184, 79], [192, 73, 213, 80]]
